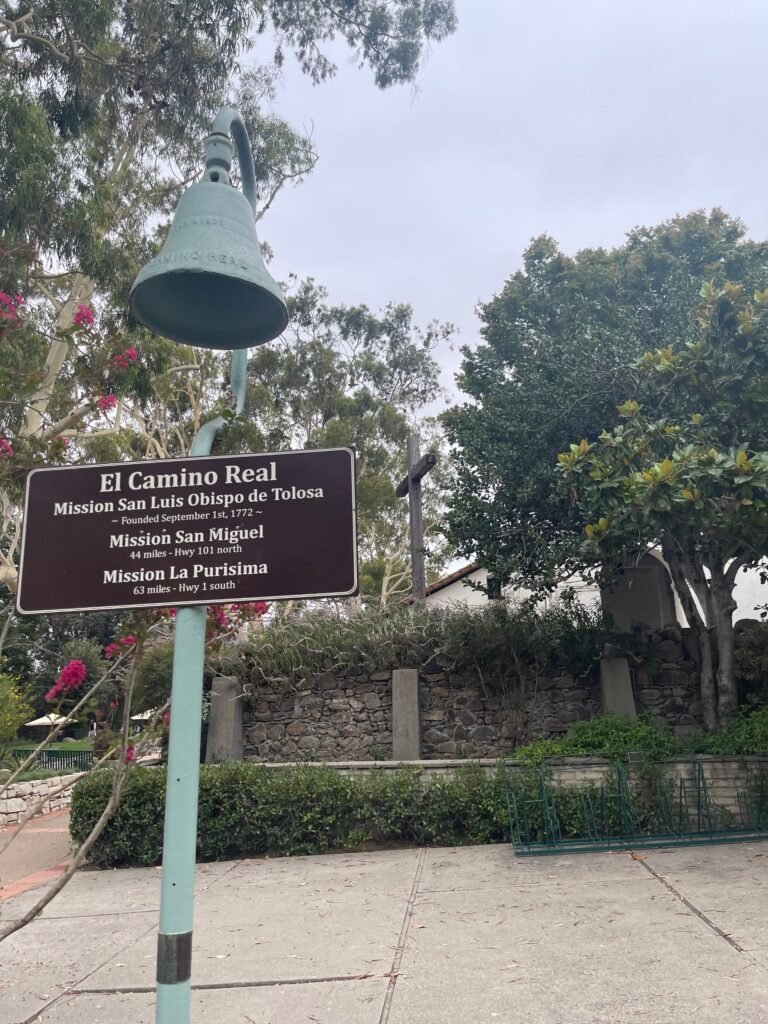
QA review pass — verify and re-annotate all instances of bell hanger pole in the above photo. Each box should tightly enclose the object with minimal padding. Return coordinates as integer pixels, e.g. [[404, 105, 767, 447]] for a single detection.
[[154, 108, 262, 1024]]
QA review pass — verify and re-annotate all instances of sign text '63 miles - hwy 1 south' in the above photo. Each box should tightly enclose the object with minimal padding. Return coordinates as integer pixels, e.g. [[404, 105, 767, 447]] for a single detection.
[[17, 447, 357, 614]]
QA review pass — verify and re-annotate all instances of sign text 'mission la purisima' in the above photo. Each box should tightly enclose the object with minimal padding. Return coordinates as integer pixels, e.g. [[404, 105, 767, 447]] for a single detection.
[[18, 448, 357, 615]]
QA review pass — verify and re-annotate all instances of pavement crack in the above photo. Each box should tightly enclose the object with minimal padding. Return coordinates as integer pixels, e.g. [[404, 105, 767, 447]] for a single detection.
[[71, 973, 388, 995], [632, 853, 747, 954], [377, 846, 426, 1024]]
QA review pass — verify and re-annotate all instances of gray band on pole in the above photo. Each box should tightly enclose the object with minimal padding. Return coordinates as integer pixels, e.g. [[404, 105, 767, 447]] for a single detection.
[[157, 932, 193, 984]]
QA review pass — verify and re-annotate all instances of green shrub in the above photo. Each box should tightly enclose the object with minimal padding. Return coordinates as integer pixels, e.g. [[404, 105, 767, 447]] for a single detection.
[[214, 599, 615, 695], [71, 762, 513, 867], [70, 767, 166, 867], [686, 707, 768, 756], [512, 714, 683, 763]]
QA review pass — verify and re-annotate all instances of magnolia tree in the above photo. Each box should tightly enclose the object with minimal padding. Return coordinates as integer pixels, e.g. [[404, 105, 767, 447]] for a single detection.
[[557, 284, 768, 728]]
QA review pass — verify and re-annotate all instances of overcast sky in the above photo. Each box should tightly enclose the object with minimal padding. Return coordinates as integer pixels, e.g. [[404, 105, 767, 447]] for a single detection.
[[259, 0, 768, 406]]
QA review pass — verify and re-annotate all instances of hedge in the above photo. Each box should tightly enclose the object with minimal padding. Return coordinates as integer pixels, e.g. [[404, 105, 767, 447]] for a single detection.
[[70, 762, 511, 867]]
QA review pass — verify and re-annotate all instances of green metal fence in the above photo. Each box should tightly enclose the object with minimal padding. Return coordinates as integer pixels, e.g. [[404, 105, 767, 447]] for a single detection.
[[506, 759, 768, 855], [13, 748, 93, 772]]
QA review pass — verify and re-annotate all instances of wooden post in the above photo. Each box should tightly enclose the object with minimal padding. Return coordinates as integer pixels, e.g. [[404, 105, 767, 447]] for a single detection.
[[396, 435, 436, 606]]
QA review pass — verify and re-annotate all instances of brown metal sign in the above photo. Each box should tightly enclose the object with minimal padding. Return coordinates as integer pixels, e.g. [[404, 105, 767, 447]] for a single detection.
[[17, 448, 357, 614]]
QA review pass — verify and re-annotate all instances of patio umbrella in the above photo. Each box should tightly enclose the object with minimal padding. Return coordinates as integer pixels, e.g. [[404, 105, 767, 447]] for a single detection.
[[24, 714, 77, 727]]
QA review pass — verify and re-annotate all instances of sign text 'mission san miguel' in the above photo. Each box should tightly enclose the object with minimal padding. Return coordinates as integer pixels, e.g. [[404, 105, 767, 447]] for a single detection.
[[18, 448, 357, 615]]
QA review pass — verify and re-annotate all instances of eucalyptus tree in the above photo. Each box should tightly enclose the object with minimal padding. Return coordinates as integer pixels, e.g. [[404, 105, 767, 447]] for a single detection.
[[0, 0, 458, 596]]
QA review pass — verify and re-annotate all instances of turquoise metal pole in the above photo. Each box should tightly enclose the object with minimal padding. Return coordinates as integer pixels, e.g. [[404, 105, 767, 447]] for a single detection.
[[154, 105, 256, 1024], [154, 603, 206, 1021], [154, 346, 247, 1024]]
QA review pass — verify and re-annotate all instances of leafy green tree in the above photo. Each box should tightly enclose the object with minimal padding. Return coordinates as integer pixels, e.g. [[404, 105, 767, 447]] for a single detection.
[[444, 211, 768, 593], [557, 284, 768, 726], [0, 610, 121, 717], [0, 673, 32, 744], [240, 278, 454, 603]]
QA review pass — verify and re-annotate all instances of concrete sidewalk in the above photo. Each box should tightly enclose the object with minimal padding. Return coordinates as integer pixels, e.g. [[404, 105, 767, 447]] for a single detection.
[[0, 810, 72, 900], [1, 841, 767, 1024]]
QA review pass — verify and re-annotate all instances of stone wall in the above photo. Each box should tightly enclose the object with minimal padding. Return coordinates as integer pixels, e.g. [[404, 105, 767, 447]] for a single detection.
[[243, 666, 607, 762], [631, 626, 704, 735], [0, 773, 84, 827], [244, 671, 393, 762], [241, 627, 705, 763]]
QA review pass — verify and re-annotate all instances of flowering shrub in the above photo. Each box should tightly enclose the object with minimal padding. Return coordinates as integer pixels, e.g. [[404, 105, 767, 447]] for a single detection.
[[112, 347, 138, 370], [72, 304, 95, 328], [0, 291, 24, 329], [97, 394, 117, 411], [158, 601, 268, 641], [104, 635, 137, 659], [45, 659, 88, 702], [0, 437, 13, 457]]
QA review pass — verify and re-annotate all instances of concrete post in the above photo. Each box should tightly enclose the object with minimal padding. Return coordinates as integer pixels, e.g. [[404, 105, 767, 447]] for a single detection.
[[392, 669, 421, 760], [204, 676, 243, 763], [599, 657, 637, 718]]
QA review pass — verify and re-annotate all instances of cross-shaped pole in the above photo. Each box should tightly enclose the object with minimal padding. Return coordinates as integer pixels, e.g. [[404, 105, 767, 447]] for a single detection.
[[396, 435, 436, 605]]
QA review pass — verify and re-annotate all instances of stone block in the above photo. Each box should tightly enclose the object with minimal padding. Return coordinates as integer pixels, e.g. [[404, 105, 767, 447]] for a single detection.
[[542, 718, 568, 733], [423, 728, 448, 744], [655, 639, 683, 662], [206, 676, 244, 763], [248, 723, 267, 744], [436, 741, 458, 755], [557, 708, 580, 724], [470, 725, 495, 742], [362, 692, 381, 710], [392, 668, 421, 760], [286, 721, 307, 737], [599, 657, 636, 718]]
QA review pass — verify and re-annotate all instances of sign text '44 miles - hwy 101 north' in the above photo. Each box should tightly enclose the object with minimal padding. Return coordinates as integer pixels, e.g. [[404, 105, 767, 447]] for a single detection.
[[17, 447, 357, 614]]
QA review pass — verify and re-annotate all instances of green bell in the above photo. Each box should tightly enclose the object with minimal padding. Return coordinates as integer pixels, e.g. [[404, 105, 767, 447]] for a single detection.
[[130, 124, 288, 350]]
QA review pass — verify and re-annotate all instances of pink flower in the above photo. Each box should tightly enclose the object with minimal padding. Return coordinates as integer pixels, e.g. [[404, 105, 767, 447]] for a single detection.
[[0, 292, 23, 328], [112, 347, 138, 370], [0, 437, 13, 457], [73, 304, 95, 328], [97, 394, 117, 411], [104, 635, 137, 659], [125, 745, 136, 763], [45, 659, 87, 700], [58, 659, 87, 688]]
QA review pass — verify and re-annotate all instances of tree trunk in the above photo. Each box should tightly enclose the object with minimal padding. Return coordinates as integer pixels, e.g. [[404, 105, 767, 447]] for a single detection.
[[697, 628, 718, 731], [710, 564, 739, 722], [661, 540, 718, 729]]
